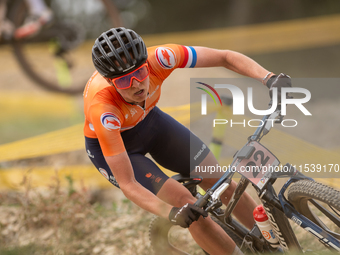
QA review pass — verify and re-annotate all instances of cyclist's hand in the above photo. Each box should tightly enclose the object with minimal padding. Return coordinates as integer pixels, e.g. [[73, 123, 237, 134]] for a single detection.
[[169, 203, 208, 228], [266, 73, 292, 100]]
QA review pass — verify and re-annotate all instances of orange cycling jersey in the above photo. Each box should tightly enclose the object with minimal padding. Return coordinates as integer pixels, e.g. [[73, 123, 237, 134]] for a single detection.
[[83, 44, 197, 157]]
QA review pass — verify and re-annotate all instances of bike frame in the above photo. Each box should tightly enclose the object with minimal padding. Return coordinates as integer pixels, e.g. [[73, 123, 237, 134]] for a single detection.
[[194, 102, 340, 253]]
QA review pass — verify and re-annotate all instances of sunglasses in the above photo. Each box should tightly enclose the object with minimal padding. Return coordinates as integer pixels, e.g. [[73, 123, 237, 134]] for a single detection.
[[110, 63, 150, 89]]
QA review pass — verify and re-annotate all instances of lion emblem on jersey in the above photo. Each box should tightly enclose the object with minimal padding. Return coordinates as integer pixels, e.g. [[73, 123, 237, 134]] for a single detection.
[[155, 47, 177, 69], [101, 112, 121, 131]]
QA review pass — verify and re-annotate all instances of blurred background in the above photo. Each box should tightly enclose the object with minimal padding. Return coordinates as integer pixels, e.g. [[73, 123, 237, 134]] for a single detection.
[[0, 0, 340, 254], [1, 0, 340, 143]]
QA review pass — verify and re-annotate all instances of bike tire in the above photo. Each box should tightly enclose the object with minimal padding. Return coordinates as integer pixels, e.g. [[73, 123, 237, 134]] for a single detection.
[[287, 180, 340, 240], [148, 215, 243, 255], [8, 0, 123, 95], [149, 216, 188, 255]]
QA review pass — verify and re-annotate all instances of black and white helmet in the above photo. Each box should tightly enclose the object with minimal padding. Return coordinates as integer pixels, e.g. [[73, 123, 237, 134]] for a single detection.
[[92, 27, 148, 78]]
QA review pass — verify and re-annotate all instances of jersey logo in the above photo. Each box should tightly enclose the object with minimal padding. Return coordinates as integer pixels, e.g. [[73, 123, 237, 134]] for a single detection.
[[99, 168, 109, 180], [130, 108, 138, 117], [101, 112, 121, 131], [155, 47, 176, 69]]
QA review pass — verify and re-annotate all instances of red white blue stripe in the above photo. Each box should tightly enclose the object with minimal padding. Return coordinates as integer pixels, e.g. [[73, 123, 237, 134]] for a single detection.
[[180, 46, 197, 68]]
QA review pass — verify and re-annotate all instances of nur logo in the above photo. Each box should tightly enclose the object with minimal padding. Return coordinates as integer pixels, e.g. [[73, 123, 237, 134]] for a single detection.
[[196, 82, 222, 115], [196, 81, 312, 128], [197, 83, 311, 116]]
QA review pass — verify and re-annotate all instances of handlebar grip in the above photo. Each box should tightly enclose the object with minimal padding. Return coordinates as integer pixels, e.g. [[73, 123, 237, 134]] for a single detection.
[[194, 193, 210, 208]]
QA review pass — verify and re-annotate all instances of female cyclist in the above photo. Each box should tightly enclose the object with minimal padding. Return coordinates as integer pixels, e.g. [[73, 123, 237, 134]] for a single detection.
[[84, 27, 291, 255]]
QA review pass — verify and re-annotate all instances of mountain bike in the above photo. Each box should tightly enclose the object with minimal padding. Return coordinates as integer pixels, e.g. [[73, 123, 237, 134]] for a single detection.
[[0, 0, 123, 95], [149, 99, 340, 254]]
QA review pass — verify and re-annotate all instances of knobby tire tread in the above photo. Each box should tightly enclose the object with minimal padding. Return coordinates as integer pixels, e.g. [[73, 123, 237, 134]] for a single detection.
[[288, 180, 340, 211], [287, 179, 340, 240]]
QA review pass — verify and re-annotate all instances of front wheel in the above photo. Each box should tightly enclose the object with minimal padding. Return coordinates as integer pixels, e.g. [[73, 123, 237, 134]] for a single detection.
[[287, 180, 340, 241], [148, 215, 243, 255], [149, 215, 192, 255]]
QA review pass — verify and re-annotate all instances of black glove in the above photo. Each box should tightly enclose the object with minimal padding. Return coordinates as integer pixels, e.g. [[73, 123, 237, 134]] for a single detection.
[[266, 73, 292, 100], [169, 203, 208, 228]]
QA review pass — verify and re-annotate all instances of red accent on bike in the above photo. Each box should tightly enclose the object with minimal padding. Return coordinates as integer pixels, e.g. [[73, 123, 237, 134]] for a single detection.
[[253, 205, 268, 222], [14, 22, 41, 39]]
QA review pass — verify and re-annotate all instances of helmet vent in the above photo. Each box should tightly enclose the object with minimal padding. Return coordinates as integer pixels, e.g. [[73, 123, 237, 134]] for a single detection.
[[107, 30, 114, 38], [103, 43, 111, 54], [92, 27, 148, 78]]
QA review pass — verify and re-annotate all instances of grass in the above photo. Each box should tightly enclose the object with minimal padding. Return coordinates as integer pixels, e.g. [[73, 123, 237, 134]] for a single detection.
[[0, 244, 52, 255], [0, 172, 154, 255], [0, 172, 339, 254]]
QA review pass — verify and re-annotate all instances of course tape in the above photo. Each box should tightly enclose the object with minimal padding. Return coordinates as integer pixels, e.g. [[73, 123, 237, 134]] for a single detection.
[[0, 102, 339, 190], [0, 164, 178, 191], [0, 102, 218, 163]]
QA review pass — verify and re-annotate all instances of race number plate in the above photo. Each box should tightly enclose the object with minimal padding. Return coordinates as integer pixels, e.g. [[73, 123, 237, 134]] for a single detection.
[[232, 141, 280, 189]]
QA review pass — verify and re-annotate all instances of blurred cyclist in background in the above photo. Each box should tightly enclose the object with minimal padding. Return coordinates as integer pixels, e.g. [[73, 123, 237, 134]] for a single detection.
[[14, 0, 53, 39], [0, 0, 11, 39], [84, 27, 291, 255], [0, 0, 52, 40]]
